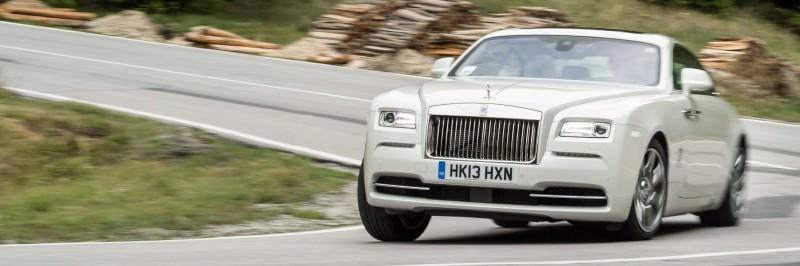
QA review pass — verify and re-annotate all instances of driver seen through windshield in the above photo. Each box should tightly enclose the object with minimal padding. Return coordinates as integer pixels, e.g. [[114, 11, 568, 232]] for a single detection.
[[452, 36, 660, 86]]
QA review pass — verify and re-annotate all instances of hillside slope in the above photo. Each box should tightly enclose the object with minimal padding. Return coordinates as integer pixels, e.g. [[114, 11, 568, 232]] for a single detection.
[[471, 0, 799, 63]]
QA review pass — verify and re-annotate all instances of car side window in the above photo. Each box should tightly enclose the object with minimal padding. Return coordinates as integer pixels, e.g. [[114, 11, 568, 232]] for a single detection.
[[672, 45, 705, 91]]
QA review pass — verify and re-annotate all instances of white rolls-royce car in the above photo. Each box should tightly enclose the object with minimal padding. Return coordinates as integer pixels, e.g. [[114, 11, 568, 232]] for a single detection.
[[358, 28, 747, 241]]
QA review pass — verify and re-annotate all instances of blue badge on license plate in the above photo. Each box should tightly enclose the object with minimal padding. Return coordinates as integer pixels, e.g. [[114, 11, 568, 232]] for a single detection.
[[438, 161, 446, 180]]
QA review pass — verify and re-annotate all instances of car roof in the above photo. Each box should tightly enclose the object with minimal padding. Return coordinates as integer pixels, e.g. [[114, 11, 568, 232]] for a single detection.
[[484, 28, 676, 47]]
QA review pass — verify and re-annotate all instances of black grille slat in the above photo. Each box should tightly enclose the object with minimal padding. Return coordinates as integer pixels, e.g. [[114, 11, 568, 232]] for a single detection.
[[427, 116, 537, 163]]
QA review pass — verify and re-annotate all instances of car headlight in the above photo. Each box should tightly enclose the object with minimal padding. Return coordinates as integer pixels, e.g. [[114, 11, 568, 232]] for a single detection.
[[560, 121, 611, 138], [379, 111, 415, 129]]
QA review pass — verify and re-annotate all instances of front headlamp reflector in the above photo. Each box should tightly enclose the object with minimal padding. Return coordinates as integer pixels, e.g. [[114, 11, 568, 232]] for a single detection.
[[379, 111, 415, 129], [560, 121, 611, 138]]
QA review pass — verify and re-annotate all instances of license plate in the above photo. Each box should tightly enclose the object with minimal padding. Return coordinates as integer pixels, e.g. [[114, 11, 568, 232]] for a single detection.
[[437, 161, 516, 183]]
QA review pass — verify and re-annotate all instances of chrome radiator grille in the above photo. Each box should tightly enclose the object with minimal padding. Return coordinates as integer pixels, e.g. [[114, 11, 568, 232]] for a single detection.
[[426, 115, 538, 163]]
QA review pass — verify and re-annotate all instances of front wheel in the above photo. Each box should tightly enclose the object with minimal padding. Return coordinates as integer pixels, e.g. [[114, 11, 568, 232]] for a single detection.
[[619, 140, 668, 240], [358, 164, 430, 242], [699, 145, 746, 226]]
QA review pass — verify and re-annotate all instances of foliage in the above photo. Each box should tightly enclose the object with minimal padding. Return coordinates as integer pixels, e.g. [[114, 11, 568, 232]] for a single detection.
[[0, 89, 354, 243], [472, 0, 800, 63], [42, 0, 338, 44], [643, 0, 800, 34]]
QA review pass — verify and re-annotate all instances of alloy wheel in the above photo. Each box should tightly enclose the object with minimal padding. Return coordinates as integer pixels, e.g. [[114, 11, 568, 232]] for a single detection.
[[634, 148, 667, 233]]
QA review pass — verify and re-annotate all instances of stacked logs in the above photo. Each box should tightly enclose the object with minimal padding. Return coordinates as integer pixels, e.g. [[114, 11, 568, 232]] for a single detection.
[[699, 37, 797, 98], [353, 0, 480, 56], [308, 0, 401, 52], [184, 26, 282, 55], [0, 0, 96, 27], [422, 6, 573, 57]]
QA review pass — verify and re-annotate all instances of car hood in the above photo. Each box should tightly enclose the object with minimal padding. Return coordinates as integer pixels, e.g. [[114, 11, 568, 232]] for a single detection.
[[420, 77, 657, 113]]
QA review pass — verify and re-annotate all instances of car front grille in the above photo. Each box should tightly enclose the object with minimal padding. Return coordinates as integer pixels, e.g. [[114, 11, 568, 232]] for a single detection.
[[426, 115, 538, 163]]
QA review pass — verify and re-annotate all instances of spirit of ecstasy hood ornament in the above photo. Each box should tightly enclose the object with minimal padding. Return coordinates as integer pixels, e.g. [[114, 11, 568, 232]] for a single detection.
[[483, 83, 494, 100]]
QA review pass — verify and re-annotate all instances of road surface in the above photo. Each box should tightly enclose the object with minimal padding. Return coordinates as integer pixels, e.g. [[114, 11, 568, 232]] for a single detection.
[[1, 21, 799, 265]]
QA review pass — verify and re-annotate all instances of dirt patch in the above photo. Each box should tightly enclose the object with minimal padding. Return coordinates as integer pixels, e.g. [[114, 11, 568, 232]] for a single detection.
[[360, 49, 436, 76], [199, 180, 359, 237], [0, 117, 43, 141], [87, 10, 164, 42], [266, 37, 343, 61], [122, 164, 359, 240]]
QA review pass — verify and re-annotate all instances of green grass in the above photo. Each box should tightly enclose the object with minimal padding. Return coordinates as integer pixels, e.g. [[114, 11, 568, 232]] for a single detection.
[[0, 88, 354, 243], [471, 0, 800, 63], [150, 1, 339, 44], [151, 14, 309, 45], [288, 209, 328, 220]]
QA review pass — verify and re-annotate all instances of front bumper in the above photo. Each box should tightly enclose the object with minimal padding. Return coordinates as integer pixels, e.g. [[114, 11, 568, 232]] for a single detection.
[[364, 124, 648, 222]]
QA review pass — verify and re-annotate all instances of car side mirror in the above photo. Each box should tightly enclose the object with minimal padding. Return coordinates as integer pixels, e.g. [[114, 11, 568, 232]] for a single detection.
[[431, 57, 455, 77], [680, 68, 714, 96]]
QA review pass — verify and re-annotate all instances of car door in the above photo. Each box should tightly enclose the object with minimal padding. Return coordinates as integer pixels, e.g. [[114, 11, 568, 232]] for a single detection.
[[672, 45, 730, 198]]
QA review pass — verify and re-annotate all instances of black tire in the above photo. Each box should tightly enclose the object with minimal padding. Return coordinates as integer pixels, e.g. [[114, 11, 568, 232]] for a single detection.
[[699, 145, 746, 227], [619, 139, 668, 240], [358, 164, 430, 242], [492, 219, 529, 228]]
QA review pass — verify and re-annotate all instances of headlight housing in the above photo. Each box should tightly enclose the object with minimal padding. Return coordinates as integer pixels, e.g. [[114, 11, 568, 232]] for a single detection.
[[560, 121, 611, 138], [379, 111, 415, 129]]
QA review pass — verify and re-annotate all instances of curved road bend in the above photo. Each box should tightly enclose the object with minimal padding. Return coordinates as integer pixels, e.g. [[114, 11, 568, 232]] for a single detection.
[[1, 21, 800, 265]]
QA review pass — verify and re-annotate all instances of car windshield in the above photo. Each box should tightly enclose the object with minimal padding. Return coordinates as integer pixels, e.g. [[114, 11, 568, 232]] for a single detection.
[[451, 36, 661, 86]]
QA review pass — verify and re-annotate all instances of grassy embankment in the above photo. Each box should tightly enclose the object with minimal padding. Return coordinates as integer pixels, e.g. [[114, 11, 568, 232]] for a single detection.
[[0, 89, 353, 243]]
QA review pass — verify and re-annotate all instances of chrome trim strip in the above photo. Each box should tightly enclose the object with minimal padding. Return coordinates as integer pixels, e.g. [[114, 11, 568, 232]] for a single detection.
[[374, 183, 431, 191], [429, 104, 543, 120], [378, 142, 415, 148], [529, 193, 607, 200]]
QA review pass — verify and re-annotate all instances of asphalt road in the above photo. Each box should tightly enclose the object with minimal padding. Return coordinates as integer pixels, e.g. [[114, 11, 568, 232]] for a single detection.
[[1, 21, 800, 265]]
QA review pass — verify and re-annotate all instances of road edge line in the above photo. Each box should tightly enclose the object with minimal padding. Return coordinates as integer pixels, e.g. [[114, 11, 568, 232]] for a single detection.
[[0, 21, 430, 81], [391, 246, 800, 266], [3, 86, 362, 167], [0, 225, 363, 247], [0, 44, 372, 103], [740, 117, 800, 128], [6, 22, 800, 128], [748, 160, 799, 171]]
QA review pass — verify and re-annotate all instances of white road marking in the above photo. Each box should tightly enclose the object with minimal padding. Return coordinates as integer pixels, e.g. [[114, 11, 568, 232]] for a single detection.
[[392, 246, 800, 266], [4, 87, 362, 166], [748, 160, 799, 171], [0, 44, 372, 103], [6, 87, 797, 171], [0, 225, 363, 247], [741, 117, 800, 128], [0, 21, 431, 81]]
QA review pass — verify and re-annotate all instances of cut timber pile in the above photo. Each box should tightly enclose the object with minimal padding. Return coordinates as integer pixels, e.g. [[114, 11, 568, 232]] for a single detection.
[[423, 6, 573, 57], [303, 4, 574, 72], [185, 26, 282, 55], [353, 0, 480, 56], [0, 0, 96, 27], [308, 0, 401, 52], [699, 36, 799, 98]]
